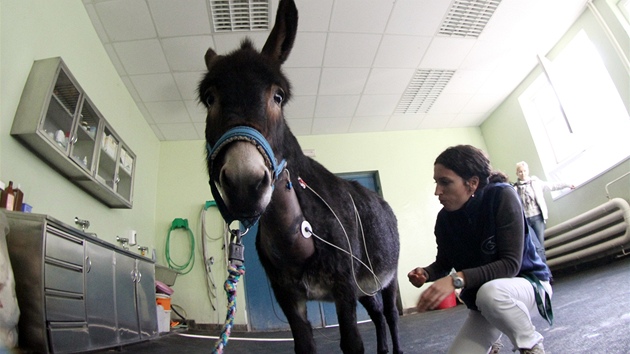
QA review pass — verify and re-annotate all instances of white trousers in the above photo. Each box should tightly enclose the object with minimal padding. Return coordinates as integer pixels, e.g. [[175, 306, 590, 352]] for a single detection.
[[447, 277, 553, 354]]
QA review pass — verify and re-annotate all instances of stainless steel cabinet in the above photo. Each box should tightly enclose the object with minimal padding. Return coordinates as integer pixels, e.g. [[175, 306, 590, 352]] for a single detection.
[[3, 211, 157, 353], [11, 57, 135, 208]]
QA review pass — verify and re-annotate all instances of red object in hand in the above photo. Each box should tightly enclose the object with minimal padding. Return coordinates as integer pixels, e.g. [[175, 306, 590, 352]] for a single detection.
[[437, 292, 457, 310]]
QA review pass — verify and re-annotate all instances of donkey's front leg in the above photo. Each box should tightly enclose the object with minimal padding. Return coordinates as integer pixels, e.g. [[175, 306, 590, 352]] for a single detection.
[[275, 291, 316, 353], [335, 289, 364, 354]]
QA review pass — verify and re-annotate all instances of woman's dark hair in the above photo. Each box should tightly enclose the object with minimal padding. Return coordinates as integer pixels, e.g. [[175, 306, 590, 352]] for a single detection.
[[434, 145, 492, 189], [489, 170, 510, 184]]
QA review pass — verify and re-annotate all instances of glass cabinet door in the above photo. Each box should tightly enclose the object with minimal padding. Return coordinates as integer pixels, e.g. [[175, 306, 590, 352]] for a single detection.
[[117, 146, 134, 202], [96, 125, 119, 190], [69, 98, 101, 173], [41, 68, 81, 153]]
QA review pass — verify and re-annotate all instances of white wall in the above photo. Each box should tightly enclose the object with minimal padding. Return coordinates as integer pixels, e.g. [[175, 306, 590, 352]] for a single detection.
[[0, 0, 161, 253]]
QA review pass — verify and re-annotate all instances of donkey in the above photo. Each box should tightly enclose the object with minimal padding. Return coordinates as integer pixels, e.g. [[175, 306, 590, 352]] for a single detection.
[[199, 1, 402, 353]]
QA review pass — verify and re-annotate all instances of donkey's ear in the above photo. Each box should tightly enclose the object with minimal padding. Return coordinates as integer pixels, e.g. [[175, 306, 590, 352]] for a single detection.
[[204, 48, 218, 70], [261, 0, 298, 64]]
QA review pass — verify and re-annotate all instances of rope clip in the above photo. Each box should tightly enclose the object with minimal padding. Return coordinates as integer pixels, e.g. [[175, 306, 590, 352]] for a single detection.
[[228, 229, 247, 264]]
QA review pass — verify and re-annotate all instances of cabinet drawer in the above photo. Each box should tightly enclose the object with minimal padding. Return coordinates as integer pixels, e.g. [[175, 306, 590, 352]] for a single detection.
[[46, 293, 86, 322], [48, 322, 90, 353], [46, 229, 84, 266], [45, 262, 83, 294]]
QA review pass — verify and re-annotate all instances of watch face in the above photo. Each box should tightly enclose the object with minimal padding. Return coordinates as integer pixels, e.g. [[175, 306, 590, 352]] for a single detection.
[[454, 278, 464, 288], [452, 275, 464, 288]]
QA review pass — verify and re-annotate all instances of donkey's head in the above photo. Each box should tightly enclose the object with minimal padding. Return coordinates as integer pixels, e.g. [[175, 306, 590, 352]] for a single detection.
[[199, 0, 298, 226]]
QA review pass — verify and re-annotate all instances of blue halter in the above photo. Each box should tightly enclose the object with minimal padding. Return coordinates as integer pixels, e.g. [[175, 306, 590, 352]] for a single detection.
[[206, 126, 287, 228]]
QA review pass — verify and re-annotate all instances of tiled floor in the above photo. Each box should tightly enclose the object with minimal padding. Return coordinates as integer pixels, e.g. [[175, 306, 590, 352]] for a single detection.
[[94, 254, 630, 353]]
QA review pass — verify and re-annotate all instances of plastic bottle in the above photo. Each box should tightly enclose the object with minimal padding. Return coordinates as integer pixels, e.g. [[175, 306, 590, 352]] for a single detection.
[[13, 184, 24, 212], [1, 181, 15, 211]]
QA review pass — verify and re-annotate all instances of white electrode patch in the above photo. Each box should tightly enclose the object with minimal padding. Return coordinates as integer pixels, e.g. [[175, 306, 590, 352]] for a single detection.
[[301, 220, 312, 238]]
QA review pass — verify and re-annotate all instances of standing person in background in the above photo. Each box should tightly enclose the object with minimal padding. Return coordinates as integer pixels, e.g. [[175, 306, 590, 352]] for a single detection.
[[514, 161, 575, 264], [408, 145, 552, 354]]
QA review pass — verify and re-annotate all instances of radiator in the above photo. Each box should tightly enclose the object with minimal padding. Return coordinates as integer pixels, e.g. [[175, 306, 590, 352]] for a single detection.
[[544, 197, 630, 271]]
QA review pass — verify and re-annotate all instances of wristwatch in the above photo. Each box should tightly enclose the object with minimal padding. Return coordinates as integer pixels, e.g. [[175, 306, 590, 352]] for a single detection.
[[450, 269, 465, 289]]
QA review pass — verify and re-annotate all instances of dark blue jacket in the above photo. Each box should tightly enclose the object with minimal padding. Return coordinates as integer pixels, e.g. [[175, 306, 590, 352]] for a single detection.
[[425, 182, 550, 310]]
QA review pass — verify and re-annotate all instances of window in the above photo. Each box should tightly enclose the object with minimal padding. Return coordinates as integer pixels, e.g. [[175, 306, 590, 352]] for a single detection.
[[519, 30, 630, 197]]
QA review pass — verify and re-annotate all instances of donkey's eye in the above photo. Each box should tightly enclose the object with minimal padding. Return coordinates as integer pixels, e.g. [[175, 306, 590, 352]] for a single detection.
[[273, 89, 285, 105], [205, 94, 215, 107]]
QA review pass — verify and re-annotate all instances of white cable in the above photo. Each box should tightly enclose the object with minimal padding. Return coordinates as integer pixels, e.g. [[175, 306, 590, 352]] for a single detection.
[[301, 182, 382, 296]]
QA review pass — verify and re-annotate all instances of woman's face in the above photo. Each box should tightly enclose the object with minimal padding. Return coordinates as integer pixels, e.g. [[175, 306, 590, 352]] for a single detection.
[[433, 163, 476, 211], [516, 165, 529, 181]]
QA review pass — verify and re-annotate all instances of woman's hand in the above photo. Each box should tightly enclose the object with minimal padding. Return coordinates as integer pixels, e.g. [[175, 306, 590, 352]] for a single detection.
[[416, 276, 454, 312], [407, 267, 428, 288]]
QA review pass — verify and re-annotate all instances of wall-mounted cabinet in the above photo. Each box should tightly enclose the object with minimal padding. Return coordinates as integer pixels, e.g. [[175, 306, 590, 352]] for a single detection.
[[11, 57, 135, 208]]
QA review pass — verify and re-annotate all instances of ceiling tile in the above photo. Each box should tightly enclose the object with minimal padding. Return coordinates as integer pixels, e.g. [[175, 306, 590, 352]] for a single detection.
[[84, 4, 109, 43], [329, 0, 393, 33], [148, 0, 211, 37], [318, 68, 369, 95], [150, 124, 166, 140], [314, 95, 360, 118], [162, 36, 214, 72], [284, 33, 326, 68], [355, 95, 399, 117], [103, 44, 126, 76], [114, 39, 170, 75], [212, 32, 271, 54], [429, 93, 472, 114], [194, 122, 206, 139], [386, 0, 451, 36], [185, 100, 207, 123], [130, 73, 180, 102], [385, 114, 423, 131], [284, 96, 317, 119], [364, 68, 415, 95], [441, 69, 491, 95], [156, 123, 201, 140], [286, 118, 313, 136], [418, 113, 457, 129], [312, 117, 352, 135], [323, 33, 381, 68], [420, 37, 476, 69], [173, 72, 205, 100], [144, 101, 190, 124], [283, 68, 321, 96], [94, 0, 156, 41], [292, 0, 333, 32], [373, 35, 431, 68], [121, 76, 142, 102]]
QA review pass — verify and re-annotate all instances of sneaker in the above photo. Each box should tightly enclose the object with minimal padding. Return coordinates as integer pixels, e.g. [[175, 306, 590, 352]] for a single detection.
[[519, 341, 545, 354], [489, 339, 503, 353]]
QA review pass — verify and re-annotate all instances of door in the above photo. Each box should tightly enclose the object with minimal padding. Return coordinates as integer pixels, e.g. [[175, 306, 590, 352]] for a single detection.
[[85, 241, 117, 348], [243, 171, 380, 331], [136, 259, 158, 339], [115, 252, 139, 344]]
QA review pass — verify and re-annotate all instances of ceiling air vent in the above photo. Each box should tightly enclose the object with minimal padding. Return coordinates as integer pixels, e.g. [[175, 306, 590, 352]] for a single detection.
[[395, 69, 455, 114], [438, 0, 501, 38], [210, 0, 270, 32]]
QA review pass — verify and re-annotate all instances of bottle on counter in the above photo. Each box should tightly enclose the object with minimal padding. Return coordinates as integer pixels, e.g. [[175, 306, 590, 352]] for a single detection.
[[1, 181, 15, 211], [13, 184, 24, 212]]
